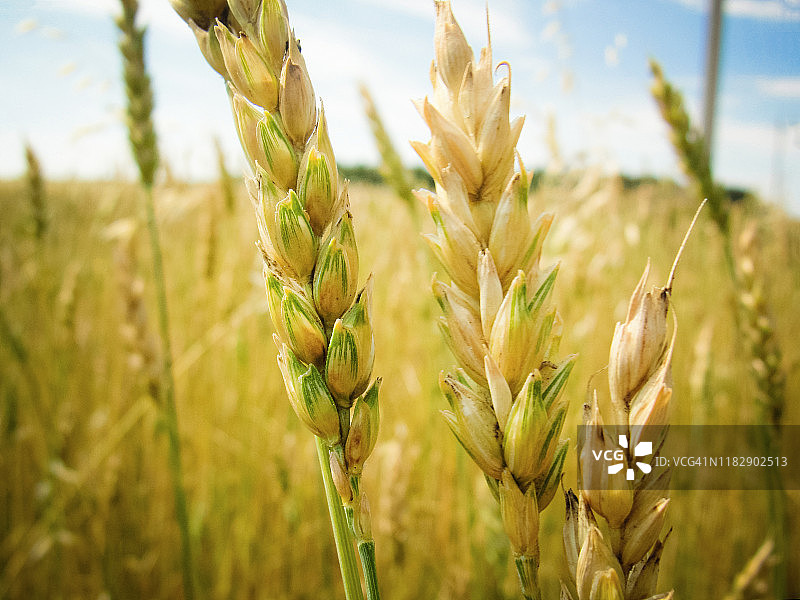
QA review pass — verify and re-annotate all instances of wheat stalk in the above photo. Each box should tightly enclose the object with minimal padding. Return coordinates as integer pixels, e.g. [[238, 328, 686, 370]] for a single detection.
[[412, 3, 574, 598], [171, 1, 382, 597], [116, 2, 196, 598]]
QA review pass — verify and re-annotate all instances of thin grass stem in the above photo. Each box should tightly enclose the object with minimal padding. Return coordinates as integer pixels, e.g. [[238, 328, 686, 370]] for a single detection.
[[142, 183, 196, 600]]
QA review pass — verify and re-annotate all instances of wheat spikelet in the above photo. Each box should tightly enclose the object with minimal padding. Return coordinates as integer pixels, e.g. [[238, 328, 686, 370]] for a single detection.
[[172, 1, 382, 596], [412, 3, 574, 597]]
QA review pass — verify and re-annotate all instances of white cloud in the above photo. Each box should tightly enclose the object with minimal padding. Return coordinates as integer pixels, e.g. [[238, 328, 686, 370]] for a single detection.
[[352, 0, 431, 20], [757, 76, 800, 98], [727, 0, 800, 20], [671, 0, 706, 10], [33, 0, 190, 36], [33, 0, 116, 16], [671, 0, 800, 21]]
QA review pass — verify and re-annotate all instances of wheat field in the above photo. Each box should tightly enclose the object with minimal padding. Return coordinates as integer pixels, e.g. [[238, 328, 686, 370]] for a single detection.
[[0, 170, 797, 598]]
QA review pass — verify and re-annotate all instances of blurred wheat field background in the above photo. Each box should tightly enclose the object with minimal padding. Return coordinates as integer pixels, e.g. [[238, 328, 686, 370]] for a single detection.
[[1, 166, 798, 598]]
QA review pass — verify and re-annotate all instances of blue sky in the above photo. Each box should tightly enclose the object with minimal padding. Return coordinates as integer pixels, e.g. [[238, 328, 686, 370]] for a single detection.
[[1, 0, 799, 213]]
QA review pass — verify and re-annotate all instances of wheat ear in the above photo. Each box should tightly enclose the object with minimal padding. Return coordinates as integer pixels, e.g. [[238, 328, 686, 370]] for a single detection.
[[563, 262, 674, 600], [106, 219, 161, 399], [737, 223, 786, 430], [24, 143, 46, 240], [116, 2, 196, 598], [171, 1, 382, 598], [412, 3, 574, 598]]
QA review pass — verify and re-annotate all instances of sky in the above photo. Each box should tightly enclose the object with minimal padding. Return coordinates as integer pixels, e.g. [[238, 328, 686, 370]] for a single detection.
[[1, 0, 799, 213]]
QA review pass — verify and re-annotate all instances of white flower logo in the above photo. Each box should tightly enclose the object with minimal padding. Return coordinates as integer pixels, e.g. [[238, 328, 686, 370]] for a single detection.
[[607, 435, 653, 481]]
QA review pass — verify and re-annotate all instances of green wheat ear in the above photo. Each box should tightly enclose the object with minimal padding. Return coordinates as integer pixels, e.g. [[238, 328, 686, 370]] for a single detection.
[[24, 143, 46, 240], [171, 1, 383, 598]]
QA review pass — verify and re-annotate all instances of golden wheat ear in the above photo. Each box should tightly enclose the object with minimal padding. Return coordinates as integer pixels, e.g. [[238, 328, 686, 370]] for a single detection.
[[564, 203, 705, 600], [412, 3, 574, 598]]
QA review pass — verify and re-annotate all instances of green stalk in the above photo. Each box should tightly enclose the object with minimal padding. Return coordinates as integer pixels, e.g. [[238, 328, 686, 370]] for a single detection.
[[315, 436, 364, 600], [357, 540, 380, 600], [143, 184, 196, 600], [514, 555, 542, 600]]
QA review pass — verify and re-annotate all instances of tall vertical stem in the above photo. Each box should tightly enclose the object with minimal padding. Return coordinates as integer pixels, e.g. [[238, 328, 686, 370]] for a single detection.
[[143, 184, 196, 600]]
